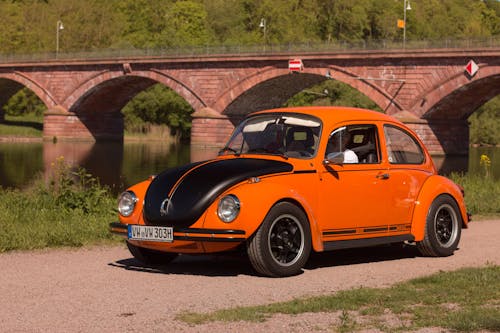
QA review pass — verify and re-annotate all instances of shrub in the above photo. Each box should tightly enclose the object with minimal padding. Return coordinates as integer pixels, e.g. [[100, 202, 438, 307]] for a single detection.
[[0, 157, 117, 252]]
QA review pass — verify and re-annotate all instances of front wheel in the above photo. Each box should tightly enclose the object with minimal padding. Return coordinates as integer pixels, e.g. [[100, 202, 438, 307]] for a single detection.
[[417, 194, 462, 257], [126, 241, 178, 266], [247, 202, 311, 277]]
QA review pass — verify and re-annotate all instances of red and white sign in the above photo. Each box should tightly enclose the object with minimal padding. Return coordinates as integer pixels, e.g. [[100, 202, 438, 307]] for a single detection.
[[288, 59, 304, 72], [465, 60, 479, 77]]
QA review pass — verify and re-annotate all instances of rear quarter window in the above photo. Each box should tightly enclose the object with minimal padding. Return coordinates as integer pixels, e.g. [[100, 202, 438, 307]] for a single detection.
[[384, 125, 424, 164]]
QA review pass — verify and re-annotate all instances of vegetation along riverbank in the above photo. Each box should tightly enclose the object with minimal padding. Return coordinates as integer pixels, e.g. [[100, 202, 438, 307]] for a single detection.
[[0, 157, 498, 253]]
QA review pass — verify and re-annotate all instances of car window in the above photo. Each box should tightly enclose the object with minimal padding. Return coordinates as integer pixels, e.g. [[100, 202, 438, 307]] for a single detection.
[[222, 113, 321, 159], [325, 124, 380, 164], [384, 125, 424, 164]]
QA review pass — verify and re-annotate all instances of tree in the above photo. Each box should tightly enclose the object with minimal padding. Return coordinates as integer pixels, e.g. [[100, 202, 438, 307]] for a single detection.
[[469, 96, 500, 146], [3, 88, 45, 116], [121, 84, 194, 139], [285, 80, 382, 111], [160, 1, 213, 47]]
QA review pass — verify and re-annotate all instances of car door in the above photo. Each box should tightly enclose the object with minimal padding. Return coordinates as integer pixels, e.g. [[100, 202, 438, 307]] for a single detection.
[[382, 124, 432, 228], [318, 123, 390, 241]]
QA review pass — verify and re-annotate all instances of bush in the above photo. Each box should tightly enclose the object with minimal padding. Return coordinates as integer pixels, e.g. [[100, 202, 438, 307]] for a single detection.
[[450, 172, 500, 215], [0, 157, 117, 252]]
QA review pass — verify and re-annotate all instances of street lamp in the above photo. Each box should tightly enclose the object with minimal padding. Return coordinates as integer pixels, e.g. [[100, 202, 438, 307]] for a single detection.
[[403, 0, 411, 48], [56, 20, 64, 57], [259, 18, 266, 50]]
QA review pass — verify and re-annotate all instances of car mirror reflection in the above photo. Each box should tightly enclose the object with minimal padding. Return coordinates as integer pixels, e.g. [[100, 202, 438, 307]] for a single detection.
[[324, 152, 345, 165]]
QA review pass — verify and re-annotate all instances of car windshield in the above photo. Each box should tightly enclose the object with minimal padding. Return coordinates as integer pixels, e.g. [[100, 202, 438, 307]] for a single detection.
[[221, 113, 322, 159]]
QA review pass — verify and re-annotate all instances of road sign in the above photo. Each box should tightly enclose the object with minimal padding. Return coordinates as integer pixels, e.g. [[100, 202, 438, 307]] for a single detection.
[[288, 59, 303, 72], [465, 60, 479, 77]]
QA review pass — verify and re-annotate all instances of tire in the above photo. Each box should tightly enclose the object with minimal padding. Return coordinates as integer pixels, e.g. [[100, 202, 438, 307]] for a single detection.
[[247, 202, 311, 277], [126, 241, 178, 266], [417, 194, 462, 257]]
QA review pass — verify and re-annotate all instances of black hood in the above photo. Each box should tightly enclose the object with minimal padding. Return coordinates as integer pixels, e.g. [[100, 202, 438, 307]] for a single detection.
[[143, 158, 293, 228]]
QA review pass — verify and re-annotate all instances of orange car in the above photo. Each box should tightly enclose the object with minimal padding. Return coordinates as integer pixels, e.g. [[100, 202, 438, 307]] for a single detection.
[[110, 106, 469, 277]]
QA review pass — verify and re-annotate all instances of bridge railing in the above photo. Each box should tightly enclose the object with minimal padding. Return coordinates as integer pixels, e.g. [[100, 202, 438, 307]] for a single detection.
[[1, 37, 499, 63]]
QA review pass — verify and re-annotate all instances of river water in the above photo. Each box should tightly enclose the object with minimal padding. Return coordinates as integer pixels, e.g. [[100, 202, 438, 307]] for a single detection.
[[0, 141, 498, 194]]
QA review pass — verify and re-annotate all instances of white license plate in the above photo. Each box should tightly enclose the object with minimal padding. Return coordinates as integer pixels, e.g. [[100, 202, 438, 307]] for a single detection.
[[127, 225, 173, 242]]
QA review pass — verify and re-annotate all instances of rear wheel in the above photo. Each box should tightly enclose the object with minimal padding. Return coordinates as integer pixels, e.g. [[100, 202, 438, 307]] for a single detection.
[[247, 202, 311, 277], [417, 195, 462, 257], [126, 241, 178, 266]]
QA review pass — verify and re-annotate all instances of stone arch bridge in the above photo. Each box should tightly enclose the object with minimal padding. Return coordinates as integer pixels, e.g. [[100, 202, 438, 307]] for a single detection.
[[0, 48, 499, 155]]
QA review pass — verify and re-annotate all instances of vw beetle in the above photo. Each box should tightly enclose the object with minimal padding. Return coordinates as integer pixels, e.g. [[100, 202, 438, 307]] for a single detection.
[[110, 106, 469, 277]]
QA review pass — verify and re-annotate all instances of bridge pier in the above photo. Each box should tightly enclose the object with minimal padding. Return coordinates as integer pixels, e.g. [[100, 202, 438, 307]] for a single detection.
[[43, 106, 123, 142], [404, 119, 469, 156], [191, 107, 236, 148]]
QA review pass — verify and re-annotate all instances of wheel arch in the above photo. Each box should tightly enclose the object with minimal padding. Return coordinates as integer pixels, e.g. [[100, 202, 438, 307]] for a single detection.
[[230, 180, 322, 252], [271, 197, 323, 252], [411, 175, 468, 241]]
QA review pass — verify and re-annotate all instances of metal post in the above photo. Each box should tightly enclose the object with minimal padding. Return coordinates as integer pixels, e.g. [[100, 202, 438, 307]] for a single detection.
[[56, 20, 64, 57], [403, 0, 411, 49], [259, 18, 266, 52]]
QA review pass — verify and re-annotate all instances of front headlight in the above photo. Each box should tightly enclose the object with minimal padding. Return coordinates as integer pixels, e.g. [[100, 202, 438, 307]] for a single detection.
[[217, 194, 240, 223], [118, 191, 138, 217]]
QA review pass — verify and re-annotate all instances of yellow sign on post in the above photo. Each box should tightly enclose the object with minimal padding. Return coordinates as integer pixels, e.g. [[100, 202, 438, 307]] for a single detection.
[[397, 19, 405, 28]]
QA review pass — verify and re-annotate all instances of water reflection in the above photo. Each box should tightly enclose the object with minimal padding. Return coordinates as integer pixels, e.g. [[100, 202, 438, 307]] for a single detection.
[[0, 142, 43, 188], [0, 141, 497, 193], [434, 146, 499, 179]]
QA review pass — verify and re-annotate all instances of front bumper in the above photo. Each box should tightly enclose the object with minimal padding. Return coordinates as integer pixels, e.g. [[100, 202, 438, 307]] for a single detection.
[[109, 222, 246, 243]]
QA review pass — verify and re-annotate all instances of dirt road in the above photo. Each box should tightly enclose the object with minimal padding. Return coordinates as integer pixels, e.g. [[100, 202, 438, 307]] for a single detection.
[[1, 219, 498, 332]]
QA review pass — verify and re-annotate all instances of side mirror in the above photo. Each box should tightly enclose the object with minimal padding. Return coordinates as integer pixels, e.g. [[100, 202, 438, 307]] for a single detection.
[[324, 152, 344, 165]]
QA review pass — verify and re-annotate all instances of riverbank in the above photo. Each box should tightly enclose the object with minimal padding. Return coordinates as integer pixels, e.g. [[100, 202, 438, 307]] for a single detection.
[[0, 162, 498, 253]]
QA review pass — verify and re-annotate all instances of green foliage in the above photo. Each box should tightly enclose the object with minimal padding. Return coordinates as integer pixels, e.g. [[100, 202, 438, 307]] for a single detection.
[[121, 84, 193, 139], [469, 96, 500, 146], [0, 113, 43, 137], [285, 80, 382, 111], [0, 0, 499, 54], [43, 156, 111, 214], [450, 172, 500, 215], [161, 1, 212, 47], [3, 88, 46, 116], [177, 265, 500, 332], [0, 156, 116, 252]]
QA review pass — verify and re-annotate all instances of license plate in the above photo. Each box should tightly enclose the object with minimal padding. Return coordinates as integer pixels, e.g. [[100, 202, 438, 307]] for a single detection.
[[127, 225, 173, 242]]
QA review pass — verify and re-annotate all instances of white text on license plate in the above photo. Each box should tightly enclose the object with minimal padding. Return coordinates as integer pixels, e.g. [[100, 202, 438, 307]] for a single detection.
[[128, 225, 173, 242]]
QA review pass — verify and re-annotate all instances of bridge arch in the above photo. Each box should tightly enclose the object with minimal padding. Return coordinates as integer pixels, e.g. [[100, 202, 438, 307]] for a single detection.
[[314, 65, 402, 114], [212, 65, 395, 118], [0, 73, 57, 122], [416, 66, 500, 120], [193, 65, 391, 148], [46, 70, 205, 141]]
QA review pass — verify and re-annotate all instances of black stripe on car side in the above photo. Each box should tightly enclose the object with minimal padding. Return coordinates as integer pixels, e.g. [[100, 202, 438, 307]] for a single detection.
[[323, 235, 414, 251], [293, 170, 316, 174]]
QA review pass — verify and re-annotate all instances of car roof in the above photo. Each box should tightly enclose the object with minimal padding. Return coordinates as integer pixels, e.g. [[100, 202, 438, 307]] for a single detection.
[[252, 106, 402, 125]]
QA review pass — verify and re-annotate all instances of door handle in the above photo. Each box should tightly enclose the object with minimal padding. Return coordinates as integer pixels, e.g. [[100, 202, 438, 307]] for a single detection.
[[376, 173, 390, 180]]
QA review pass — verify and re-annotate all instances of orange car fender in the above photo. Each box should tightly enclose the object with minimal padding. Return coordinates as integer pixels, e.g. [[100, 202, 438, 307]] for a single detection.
[[411, 175, 468, 241], [210, 180, 322, 251]]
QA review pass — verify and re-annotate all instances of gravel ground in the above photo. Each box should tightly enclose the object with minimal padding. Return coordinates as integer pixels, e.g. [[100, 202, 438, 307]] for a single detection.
[[1, 219, 498, 333]]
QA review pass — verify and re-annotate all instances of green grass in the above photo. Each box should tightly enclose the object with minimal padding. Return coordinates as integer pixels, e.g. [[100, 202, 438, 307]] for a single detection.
[[0, 157, 118, 252], [0, 113, 43, 137], [177, 265, 500, 332], [450, 173, 500, 215]]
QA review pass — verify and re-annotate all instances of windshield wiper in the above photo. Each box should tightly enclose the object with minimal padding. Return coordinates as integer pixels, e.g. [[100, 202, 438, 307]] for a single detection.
[[218, 147, 240, 156], [246, 148, 288, 160]]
